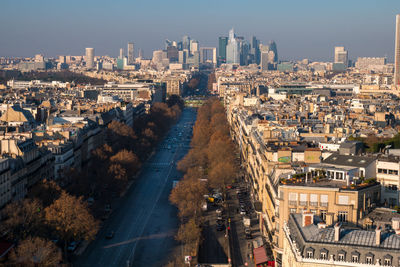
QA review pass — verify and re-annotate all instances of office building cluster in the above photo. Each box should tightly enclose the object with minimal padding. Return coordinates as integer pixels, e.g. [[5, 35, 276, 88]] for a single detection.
[[218, 29, 278, 69], [151, 35, 216, 70]]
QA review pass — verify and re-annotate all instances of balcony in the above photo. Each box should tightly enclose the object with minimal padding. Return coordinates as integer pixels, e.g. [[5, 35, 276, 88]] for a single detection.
[[299, 201, 308, 206], [310, 201, 318, 207], [320, 202, 328, 207], [289, 200, 297, 206]]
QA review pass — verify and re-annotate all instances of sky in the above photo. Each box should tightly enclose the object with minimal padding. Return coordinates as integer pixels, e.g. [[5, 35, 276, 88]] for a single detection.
[[0, 0, 399, 62]]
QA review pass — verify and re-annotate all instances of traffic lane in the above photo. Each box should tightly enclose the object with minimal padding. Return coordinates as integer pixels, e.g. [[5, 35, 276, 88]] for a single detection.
[[80, 158, 174, 265], [77, 111, 194, 266], [129, 143, 191, 266], [78, 160, 173, 266]]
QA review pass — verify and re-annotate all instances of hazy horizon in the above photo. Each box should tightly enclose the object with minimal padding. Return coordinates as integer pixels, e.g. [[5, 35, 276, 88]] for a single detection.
[[1, 0, 399, 62]]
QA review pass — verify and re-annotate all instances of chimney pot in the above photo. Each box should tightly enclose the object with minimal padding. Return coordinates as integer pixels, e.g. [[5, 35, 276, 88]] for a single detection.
[[334, 223, 341, 242], [376, 227, 382, 246]]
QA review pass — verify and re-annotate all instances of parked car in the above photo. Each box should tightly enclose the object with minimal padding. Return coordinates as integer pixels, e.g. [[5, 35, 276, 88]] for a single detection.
[[67, 241, 80, 252], [105, 231, 115, 239]]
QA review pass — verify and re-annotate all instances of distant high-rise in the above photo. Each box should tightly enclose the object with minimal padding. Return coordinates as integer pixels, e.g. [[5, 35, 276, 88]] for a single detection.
[[127, 42, 134, 65], [251, 36, 260, 64], [119, 48, 124, 59], [182, 35, 191, 53], [85, 48, 94, 69], [269, 41, 278, 63], [395, 14, 400, 86], [138, 49, 143, 59], [226, 28, 240, 64], [334, 46, 348, 67], [218, 37, 228, 62], [190, 40, 199, 54]]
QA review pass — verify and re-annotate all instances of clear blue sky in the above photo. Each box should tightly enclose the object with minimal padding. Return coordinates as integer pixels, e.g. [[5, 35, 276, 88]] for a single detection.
[[0, 0, 398, 61]]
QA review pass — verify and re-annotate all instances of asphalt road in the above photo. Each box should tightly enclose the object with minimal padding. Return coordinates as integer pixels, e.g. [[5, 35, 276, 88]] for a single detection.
[[75, 107, 197, 267]]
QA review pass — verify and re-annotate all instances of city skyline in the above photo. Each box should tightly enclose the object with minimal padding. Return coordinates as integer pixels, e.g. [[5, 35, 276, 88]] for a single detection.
[[0, 0, 398, 61]]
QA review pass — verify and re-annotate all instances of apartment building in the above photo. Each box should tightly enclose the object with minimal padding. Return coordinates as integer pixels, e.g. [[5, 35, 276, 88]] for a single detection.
[[283, 213, 400, 267]]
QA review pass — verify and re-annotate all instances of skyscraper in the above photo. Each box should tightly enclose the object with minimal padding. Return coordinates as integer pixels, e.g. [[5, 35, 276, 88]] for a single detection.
[[251, 36, 260, 64], [334, 46, 348, 66], [226, 28, 240, 64], [395, 14, 400, 86], [119, 48, 124, 59], [269, 41, 278, 63], [127, 42, 134, 65], [182, 35, 191, 53], [218, 37, 228, 62], [85, 48, 94, 69], [190, 40, 199, 54]]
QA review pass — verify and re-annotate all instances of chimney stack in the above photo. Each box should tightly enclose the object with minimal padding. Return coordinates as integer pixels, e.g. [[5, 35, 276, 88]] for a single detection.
[[334, 223, 341, 242], [302, 212, 314, 227], [376, 227, 382, 246]]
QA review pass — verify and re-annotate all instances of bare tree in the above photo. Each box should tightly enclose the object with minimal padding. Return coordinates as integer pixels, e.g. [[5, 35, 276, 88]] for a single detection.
[[45, 191, 99, 252], [9, 237, 62, 267], [1, 199, 43, 240]]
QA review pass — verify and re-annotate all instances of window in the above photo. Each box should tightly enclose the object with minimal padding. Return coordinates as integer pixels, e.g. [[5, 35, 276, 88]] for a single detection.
[[289, 192, 297, 206], [310, 194, 318, 206], [338, 211, 348, 222], [307, 251, 313, 258], [366, 256, 373, 264], [300, 193, 308, 206], [320, 210, 327, 221], [338, 195, 349, 205], [384, 258, 392, 266], [352, 255, 359, 263], [338, 253, 345, 261], [320, 195, 328, 207], [360, 170, 364, 177], [320, 249, 328, 260], [384, 255, 393, 266], [290, 208, 297, 213]]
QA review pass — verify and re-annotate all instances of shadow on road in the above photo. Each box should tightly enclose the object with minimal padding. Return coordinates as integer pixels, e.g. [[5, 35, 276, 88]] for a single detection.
[[103, 230, 175, 249], [198, 221, 228, 264]]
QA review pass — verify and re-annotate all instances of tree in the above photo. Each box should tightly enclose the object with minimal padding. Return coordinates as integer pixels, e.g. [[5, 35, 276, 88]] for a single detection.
[[170, 178, 207, 220], [175, 218, 201, 245], [110, 149, 141, 176], [108, 163, 128, 181], [208, 161, 237, 189], [45, 192, 99, 251], [1, 199, 43, 240], [9, 237, 62, 267], [28, 179, 62, 207]]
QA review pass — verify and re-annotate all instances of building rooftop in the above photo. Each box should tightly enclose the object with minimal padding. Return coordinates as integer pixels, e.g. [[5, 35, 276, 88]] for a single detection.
[[290, 213, 400, 250]]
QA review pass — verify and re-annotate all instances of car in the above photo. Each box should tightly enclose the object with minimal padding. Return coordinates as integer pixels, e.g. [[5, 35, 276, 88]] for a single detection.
[[106, 231, 115, 239], [245, 233, 253, 239], [216, 208, 223, 214], [216, 219, 224, 225], [245, 227, 251, 234], [217, 214, 223, 220], [67, 241, 80, 252]]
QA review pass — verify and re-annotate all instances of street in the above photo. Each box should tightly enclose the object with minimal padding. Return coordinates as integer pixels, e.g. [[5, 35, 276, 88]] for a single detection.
[[75, 107, 197, 267]]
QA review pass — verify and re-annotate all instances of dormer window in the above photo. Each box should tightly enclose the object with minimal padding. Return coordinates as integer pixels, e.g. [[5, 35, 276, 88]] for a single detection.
[[384, 254, 393, 266], [306, 247, 314, 258], [365, 253, 374, 264], [320, 248, 328, 260], [338, 250, 346, 261], [351, 251, 360, 263]]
